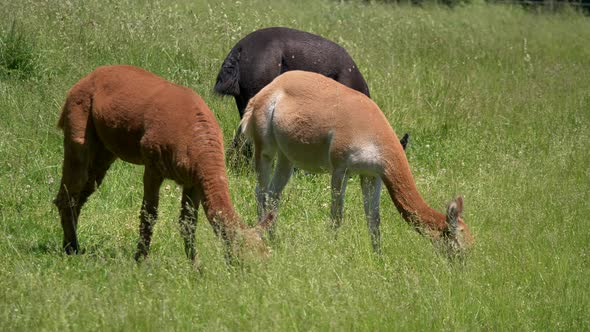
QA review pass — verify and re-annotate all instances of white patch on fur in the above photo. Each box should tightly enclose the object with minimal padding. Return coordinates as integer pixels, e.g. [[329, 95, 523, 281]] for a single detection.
[[347, 142, 383, 174]]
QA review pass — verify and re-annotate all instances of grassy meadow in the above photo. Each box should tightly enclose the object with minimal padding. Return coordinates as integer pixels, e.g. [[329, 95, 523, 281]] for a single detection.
[[1, 0, 589, 330]]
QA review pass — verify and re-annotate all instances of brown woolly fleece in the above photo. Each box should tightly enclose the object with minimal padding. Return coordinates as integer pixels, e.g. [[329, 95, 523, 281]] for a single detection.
[[241, 70, 474, 254], [54, 65, 271, 261]]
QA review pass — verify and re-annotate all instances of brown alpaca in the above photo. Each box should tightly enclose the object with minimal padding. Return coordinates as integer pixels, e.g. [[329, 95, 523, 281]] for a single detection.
[[54, 65, 273, 261], [241, 71, 474, 255]]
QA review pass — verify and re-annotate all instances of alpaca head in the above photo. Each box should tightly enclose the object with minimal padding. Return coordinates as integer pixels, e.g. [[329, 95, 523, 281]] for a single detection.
[[439, 196, 474, 257], [231, 213, 276, 260], [232, 228, 271, 260]]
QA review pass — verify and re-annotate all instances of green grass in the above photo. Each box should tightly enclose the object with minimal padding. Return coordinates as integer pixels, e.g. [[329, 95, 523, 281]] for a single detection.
[[1, 0, 589, 330]]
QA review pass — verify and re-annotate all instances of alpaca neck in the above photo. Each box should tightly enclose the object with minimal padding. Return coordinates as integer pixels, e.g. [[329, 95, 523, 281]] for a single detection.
[[381, 146, 447, 235], [190, 127, 247, 233], [197, 171, 245, 233]]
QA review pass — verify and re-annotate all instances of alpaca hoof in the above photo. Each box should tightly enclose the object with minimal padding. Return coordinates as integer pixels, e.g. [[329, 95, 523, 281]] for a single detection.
[[63, 242, 79, 255], [134, 250, 148, 262]]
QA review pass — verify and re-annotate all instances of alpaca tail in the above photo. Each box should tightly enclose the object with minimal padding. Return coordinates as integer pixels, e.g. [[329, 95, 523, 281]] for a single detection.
[[56, 78, 94, 145], [57, 103, 67, 129], [239, 88, 280, 142], [239, 101, 255, 139], [214, 46, 241, 96]]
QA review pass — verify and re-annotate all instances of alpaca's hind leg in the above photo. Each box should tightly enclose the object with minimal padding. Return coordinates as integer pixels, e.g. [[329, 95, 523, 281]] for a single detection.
[[135, 166, 164, 261], [266, 152, 293, 237], [54, 96, 99, 254], [360, 175, 382, 254], [76, 145, 116, 216], [178, 187, 201, 262], [330, 168, 348, 230], [54, 140, 91, 254], [227, 95, 252, 166], [62, 146, 115, 253], [254, 148, 275, 221]]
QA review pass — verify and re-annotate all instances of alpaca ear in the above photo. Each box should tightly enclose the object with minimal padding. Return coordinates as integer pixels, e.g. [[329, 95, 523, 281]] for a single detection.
[[400, 133, 410, 151], [455, 195, 464, 214], [446, 196, 464, 233]]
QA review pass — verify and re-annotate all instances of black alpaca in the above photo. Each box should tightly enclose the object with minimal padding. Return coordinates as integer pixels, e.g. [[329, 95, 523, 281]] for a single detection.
[[214, 27, 409, 161]]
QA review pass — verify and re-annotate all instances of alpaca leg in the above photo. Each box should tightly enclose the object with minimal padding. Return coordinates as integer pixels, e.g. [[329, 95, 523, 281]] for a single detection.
[[254, 148, 275, 220], [227, 96, 251, 165], [230, 126, 249, 159], [235, 94, 248, 119], [76, 146, 116, 216], [361, 175, 382, 253], [54, 97, 104, 254], [266, 152, 293, 237], [54, 140, 91, 254], [228, 124, 251, 167], [330, 168, 348, 230], [268, 152, 294, 210], [65, 147, 115, 253], [178, 186, 201, 262], [135, 166, 164, 261]]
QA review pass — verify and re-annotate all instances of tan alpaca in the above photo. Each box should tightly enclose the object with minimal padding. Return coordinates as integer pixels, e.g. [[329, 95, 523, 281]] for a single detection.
[[241, 70, 473, 254], [54, 65, 273, 262]]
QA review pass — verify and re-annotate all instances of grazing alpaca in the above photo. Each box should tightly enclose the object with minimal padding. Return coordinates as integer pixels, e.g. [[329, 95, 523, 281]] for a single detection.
[[214, 27, 409, 161], [241, 71, 473, 255], [54, 65, 273, 261]]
